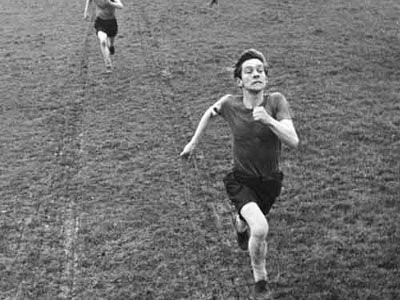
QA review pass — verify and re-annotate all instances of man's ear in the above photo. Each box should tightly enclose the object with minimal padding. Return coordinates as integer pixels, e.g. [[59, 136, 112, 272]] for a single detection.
[[236, 78, 243, 87]]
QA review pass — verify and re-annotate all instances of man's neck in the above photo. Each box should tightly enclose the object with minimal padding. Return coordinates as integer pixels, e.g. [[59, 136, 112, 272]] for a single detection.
[[242, 90, 264, 109]]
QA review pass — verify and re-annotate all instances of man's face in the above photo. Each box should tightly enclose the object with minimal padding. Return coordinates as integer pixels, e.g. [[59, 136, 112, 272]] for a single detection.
[[239, 58, 267, 92]]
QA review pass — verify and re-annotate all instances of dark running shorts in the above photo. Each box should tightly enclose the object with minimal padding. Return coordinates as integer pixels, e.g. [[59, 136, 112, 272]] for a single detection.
[[94, 17, 118, 37], [223, 170, 283, 217]]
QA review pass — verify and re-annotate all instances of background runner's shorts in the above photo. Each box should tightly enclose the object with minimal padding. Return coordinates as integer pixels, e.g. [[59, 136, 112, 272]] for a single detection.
[[94, 17, 118, 37], [223, 171, 283, 216]]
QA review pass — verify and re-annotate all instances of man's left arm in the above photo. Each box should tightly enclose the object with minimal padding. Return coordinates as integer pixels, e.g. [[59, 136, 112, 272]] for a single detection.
[[84, 0, 93, 20], [253, 92, 299, 148]]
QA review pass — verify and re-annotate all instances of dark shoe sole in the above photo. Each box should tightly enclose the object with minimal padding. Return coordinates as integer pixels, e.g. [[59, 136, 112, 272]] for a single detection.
[[253, 280, 272, 300]]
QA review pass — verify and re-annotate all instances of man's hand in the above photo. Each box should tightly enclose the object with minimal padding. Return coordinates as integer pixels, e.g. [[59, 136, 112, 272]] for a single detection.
[[253, 106, 273, 125], [180, 142, 196, 159]]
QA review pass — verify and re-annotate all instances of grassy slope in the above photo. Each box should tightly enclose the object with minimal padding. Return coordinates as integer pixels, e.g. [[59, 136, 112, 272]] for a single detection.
[[0, 0, 399, 299]]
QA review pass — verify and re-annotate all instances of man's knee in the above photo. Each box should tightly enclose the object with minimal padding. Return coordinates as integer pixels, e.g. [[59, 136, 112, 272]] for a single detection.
[[97, 31, 108, 45], [250, 220, 269, 240], [241, 202, 269, 239]]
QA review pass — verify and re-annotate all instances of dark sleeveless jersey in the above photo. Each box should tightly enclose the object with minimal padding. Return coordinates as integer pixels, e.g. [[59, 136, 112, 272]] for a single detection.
[[219, 94, 292, 178]]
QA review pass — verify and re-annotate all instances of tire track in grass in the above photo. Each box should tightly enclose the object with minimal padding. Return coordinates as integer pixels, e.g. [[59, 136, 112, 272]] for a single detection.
[[63, 9, 202, 298], [57, 15, 92, 300], [134, 1, 253, 298]]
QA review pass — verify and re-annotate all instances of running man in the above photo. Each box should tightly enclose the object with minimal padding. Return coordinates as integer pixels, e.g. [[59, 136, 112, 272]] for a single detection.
[[180, 49, 299, 299], [84, 0, 124, 73]]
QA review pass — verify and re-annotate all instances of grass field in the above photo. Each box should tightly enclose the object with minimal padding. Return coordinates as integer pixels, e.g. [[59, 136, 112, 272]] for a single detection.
[[0, 0, 399, 299]]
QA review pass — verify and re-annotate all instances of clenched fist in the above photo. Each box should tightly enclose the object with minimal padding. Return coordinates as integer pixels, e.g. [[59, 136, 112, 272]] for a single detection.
[[252, 106, 272, 125]]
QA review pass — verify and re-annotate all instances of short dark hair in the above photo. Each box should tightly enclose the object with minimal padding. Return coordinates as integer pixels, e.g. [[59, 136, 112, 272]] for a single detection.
[[233, 48, 269, 79]]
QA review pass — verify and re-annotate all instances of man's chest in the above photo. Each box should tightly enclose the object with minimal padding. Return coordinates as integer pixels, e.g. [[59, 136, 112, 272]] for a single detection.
[[230, 109, 275, 142]]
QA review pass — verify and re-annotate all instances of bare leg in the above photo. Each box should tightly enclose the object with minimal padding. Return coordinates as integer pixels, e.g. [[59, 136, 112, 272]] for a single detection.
[[240, 202, 269, 283], [97, 31, 112, 69]]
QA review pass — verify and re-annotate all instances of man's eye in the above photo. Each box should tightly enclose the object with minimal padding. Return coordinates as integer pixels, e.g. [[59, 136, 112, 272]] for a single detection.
[[257, 67, 264, 73]]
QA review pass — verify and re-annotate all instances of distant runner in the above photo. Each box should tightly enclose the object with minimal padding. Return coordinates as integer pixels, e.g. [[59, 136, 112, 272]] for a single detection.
[[180, 49, 299, 299], [84, 0, 124, 73], [209, 0, 218, 8]]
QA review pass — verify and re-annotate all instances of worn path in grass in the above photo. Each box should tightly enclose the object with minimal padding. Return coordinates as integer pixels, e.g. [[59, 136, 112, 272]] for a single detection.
[[1, 0, 399, 299]]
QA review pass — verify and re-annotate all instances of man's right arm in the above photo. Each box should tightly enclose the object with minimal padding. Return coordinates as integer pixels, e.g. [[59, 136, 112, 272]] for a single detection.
[[180, 94, 230, 158]]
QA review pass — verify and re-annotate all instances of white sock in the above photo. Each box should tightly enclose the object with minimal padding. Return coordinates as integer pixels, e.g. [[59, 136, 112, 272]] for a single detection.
[[249, 237, 268, 282]]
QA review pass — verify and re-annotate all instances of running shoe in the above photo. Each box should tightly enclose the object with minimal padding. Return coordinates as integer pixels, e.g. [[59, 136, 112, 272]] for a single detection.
[[252, 280, 272, 300], [109, 46, 115, 55]]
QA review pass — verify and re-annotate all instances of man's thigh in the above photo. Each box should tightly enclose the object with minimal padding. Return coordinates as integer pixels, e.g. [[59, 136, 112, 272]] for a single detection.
[[240, 202, 268, 234]]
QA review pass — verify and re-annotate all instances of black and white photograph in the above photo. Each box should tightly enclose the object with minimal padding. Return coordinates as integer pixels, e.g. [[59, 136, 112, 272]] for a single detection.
[[1, 0, 399, 299]]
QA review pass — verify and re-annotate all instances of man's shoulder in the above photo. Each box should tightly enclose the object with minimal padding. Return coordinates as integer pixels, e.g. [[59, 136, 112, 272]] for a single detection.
[[266, 91, 293, 119], [267, 92, 286, 102], [217, 94, 241, 116], [266, 92, 288, 108], [220, 94, 241, 106]]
